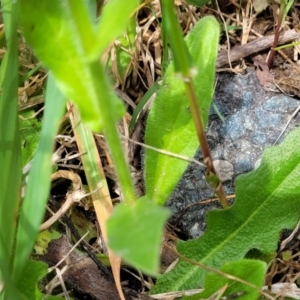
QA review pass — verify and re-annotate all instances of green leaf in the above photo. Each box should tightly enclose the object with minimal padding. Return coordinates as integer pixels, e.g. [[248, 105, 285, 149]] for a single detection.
[[14, 73, 66, 280], [19, 110, 42, 167], [17, 259, 64, 300], [19, 0, 96, 59], [107, 197, 170, 275], [145, 16, 219, 205], [184, 260, 266, 300], [34, 230, 62, 256], [0, 1, 21, 297], [152, 126, 300, 292], [19, 0, 124, 131], [17, 260, 48, 300]]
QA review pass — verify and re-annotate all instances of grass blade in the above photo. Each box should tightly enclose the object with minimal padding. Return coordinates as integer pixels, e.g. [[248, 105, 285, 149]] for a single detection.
[[13, 73, 66, 279], [0, 1, 21, 297]]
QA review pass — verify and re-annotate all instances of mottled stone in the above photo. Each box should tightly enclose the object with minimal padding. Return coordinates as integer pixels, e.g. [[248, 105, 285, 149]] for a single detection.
[[213, 160, 234, 182], [166, 68, 300, 238]]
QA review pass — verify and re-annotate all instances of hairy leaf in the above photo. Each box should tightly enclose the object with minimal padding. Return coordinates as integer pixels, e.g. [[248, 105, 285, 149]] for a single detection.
[[145, 16, 219, 205], [152, 127, 300, 292], [184, 260, 266, 300], [17, 259, 63, 300]]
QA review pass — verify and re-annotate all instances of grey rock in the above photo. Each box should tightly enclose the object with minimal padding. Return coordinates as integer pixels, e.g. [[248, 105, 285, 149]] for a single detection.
[[213, 159, 234, 182], [166, 68, 300, 239]]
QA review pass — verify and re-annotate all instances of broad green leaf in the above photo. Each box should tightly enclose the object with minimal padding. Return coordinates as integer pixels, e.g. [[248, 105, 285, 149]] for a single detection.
[[19, 0, 124, 131], [152, 126, 300, 292], [145, 16, 219, 205], [282, 0, 294, 24], [16, 259, 49, 300], [14, 73, 66, 280], [17, 259, 64, 300], [19, 110, 42, 167], [107, 196, 170, 275], [184, 260, 266, 300], [90, 0, 138, 59], [0, 1, 21, 298], [19, 0, 96, 59]]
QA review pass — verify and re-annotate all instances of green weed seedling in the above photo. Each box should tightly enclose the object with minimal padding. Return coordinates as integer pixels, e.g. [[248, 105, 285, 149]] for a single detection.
[[145, 15, 220, 206]]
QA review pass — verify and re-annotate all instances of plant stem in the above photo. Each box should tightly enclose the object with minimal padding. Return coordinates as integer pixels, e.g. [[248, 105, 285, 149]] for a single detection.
[[90, 61, 136, 205], [267, 12, 283, 68], [161, 0, 229, 208], [185, 79, 229, 208]]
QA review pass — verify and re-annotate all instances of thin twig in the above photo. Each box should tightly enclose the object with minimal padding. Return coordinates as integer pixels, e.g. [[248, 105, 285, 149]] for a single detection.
[[217, 29, 300, 68], [40, 195, 74, 231], [48, 232, 89, 273], [279, 220, 300, 251], [273, 104, 300, 145], [119, 134, 206, 168], [185, 80, 229, 208]]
